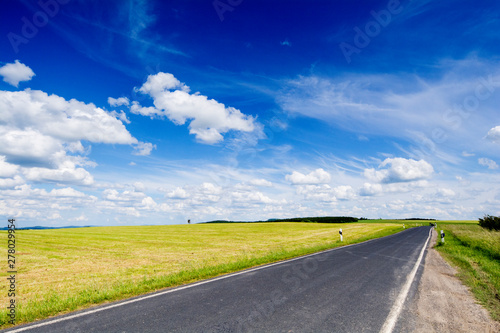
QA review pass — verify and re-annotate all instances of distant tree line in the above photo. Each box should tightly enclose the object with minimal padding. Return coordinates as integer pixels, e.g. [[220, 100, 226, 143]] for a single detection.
[[268, 216, 359, 223], [203, 216, 360, 224]]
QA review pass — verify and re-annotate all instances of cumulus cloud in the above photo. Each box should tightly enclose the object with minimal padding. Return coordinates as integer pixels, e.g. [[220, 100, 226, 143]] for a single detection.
[[199, 182, 223, 195], [133, 72, 257, 144], [0, 88, 141, 185], [108, 96, 130, 107], [165, 182, 223, 206], [332, 185, 356, 200], [286, 168, 331, 185], [0, 176, 24, 189], [102, 189, 146, 201], [0, 184, 98, 220], [486, 126, 500, 143], [0, 60, 35, 87], [231, 191, 276, 204], [132, 142, 156, 156], [359, 183, 383, 196], [167, 187, 190, 199], [0, 89, 137, 144], [364, 158, 434, 183], [478, 157, 498, 169], [23, 161, 94, 185], [0, 156, 19, 178]]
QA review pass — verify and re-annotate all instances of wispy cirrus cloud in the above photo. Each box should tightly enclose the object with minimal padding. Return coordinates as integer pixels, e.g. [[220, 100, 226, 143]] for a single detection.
[[277, 57, 500, 163]]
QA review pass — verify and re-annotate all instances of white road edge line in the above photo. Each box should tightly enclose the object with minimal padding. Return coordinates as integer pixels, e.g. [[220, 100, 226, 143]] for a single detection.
[[379, 227, 432, 333], [6, 227, 415, 333]]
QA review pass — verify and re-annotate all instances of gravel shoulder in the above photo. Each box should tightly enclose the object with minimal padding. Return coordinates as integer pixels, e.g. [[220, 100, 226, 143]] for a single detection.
[[414, 229, 500, 332]]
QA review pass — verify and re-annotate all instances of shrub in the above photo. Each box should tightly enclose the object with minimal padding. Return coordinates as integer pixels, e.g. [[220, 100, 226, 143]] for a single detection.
[[478, 215, 500, 231]]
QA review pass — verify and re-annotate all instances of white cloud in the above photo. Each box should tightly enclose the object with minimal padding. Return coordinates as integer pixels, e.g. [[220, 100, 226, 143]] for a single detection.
[[137, 196, 157, 210], [133, 182, 146, 192], [249, 178, 273, 187], [0, 60, 35, 87], [478, 157, 498, 170], [130, 101, 160, 118], [332, 185, 356, 200], [462, 151, 475, 157], [102, 189, 145, 201], [0, 127, 63, 166], [71, 214, 88, 222], [199, 182, 223, 195], [109, 110, 131, 124], [47, 213, 62, 220], [134, 72, 257, 144], [49, 187, 86, 197], [0, 87, 141, 186], [231, 191, 276, 204], [286, 168, 331, 185], [138, 72, 187, 95], [108, 96, 130, 107], [359, 183, 383, 196], [436, 188, 456, 197], [0, 175, 24, 189], [23, 161, 94, 185], [132, 142, 156, 156], [167, 187, 190, 199], [0, 156, 19, 178], [364, 158, 434, 183], [486, 126, 500, 143], [0, 89, 136, 145], [296, 184, 354, 201], [0, 184, 98, 221]]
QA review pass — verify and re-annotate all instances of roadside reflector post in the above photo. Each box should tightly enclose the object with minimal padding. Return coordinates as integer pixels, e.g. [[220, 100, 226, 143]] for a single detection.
[[339, 228, 343, 242], [403, 223, 405, 229], [440, 230, 445, 243]]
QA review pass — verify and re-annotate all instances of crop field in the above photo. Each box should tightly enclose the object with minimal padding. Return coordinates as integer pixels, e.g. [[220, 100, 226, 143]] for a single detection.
[[0, 222, 404, 328], [435, 223, 500, 321]]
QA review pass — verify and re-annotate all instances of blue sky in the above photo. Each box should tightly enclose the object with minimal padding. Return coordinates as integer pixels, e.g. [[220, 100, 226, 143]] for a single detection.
[[1, 0, 499, 226]]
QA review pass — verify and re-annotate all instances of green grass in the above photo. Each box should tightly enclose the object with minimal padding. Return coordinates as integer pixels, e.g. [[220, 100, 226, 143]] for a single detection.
[[435, 223, 500, 321], [0, 222, 405, 328]]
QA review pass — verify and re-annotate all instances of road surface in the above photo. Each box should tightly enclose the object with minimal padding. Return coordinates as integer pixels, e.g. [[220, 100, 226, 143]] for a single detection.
[[4, 226, 432, 333]]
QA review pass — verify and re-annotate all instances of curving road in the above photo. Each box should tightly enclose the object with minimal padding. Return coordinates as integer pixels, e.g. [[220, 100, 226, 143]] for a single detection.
[[4, 226, 432, 333]]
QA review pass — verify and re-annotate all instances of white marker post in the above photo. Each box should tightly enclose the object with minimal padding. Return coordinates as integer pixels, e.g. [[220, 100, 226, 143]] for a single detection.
[[440, 230, 445, 243], [339, 228, 343, 242], [403, 223, 405, 229]]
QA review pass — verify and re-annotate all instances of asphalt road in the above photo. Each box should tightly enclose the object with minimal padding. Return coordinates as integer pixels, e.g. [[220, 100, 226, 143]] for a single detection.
[[5, 226, 432, 333]]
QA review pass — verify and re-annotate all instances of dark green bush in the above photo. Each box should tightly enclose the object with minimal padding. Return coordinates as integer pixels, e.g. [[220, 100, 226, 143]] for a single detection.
[[478, 215, 500, 231]]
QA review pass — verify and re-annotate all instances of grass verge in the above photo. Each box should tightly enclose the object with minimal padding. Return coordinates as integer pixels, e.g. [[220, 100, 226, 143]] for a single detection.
[[0, 222, 405, 328], [435, 223, 500, 321]]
